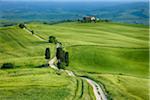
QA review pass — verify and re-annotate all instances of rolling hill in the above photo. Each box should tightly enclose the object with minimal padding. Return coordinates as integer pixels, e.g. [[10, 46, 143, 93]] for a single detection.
[[0, 1, 149, 25], [0, 22, 149, 100]]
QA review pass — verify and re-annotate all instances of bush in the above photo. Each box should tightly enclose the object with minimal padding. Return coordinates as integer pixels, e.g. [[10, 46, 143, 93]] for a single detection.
[[57, 60, 65, 69], [49, 36, 57, 43], [1, 63, 14, 69], [30, 30, 34, 35], [19, 23, 26, 29], [56, 70, 61, 75]]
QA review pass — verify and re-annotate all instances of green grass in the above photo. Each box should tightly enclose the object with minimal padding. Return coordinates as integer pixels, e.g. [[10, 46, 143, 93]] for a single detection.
[[27, 22, 149, 100], [27, 22, 148, 77], [73, 78, 95, 100], [75, 72, 149, 100], [0, 68, 75, 100], [0, 22, 149, 100], [0, 68, 95, 100], [68, 46, 148, 78], [0, 26, 55, 68]]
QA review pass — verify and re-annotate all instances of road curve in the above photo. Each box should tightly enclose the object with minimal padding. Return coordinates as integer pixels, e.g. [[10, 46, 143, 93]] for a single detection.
[[49, 57, 58, 70], [49, 57, 107, 100], [65, 70, 107, 100], [84, 78, 107, 100], [28, 27, 107, 100]]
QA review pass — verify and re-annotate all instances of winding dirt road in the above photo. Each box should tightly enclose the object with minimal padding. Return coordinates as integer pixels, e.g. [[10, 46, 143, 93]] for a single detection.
[[24, 28, 45, 41], [84, 78, 107, 100], [26, 26, 107, 100], [49, 57, 107, 100]]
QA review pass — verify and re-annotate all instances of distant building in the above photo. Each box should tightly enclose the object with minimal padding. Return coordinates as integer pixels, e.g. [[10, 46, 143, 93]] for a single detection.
[[83, 16, 96, 22]]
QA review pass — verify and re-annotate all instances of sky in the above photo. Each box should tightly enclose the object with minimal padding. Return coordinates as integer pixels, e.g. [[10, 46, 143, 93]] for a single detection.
[[1, 0, 148, 2]]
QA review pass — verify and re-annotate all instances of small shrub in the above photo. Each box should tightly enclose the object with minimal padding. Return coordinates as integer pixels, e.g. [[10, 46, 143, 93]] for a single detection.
[[119, 73, 123, 75], [57, 61, 65, 69], [56, 70, 61, 75], [19, 23, 26, 29], [1, 63, 14, 69], [49, 36, 57, 43], [30, 30, 34, 35]]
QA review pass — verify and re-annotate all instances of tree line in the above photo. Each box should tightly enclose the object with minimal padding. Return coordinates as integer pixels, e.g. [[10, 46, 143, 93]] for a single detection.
[[45, 36, 69, 69], [19, 23, 35, 35]]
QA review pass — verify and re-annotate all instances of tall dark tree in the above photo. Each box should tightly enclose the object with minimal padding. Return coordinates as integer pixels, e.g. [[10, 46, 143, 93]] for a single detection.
[[57, 60, 65, 69], [45, 48, 50, 67], [56, 47, 63, 60], [77, 19, 80, 22], [65, 52, 69, 66], [45, 48, 50, 59], [56, 47, 67, 69]]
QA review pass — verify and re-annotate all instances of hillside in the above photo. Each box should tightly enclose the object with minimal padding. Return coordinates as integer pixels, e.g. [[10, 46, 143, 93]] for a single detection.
[[0, 22, 149, 100], [0, 24, 96, 100], [0, 1, 149, 25], [28, 22, 149, 100], [0, 26, 55, 68], [28, 22, 148, 77]]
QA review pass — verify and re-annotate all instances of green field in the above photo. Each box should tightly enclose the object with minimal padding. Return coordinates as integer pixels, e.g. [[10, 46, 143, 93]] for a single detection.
[[0, 22, 149, 100]]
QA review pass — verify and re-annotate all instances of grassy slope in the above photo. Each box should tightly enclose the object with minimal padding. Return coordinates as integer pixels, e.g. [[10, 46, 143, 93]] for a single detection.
[[27, 22, 149, 100], [0, 25, 94, 100], [0, 26, 56, 68], [0, 68, 75, 100]]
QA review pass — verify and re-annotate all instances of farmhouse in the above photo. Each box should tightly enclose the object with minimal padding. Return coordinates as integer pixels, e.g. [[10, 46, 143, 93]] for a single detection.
[[83, 16, 96, 22]]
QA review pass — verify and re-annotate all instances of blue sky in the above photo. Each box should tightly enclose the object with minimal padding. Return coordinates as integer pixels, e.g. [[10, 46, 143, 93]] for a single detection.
[[1, 0, 148, 2]]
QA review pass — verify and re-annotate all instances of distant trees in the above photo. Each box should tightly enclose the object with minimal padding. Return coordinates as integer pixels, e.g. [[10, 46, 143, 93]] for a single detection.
[[19, 23, 35, 35], [49, 36, 57, 44], [78, 17, 111, 23], [43, 20, 75, 25], [77, 19, 80, 22], [96, 19, 111, 23], [1, 63, 14, 69]]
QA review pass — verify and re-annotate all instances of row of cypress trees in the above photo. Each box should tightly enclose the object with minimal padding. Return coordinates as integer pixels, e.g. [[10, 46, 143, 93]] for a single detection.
[[45, 36, 69, 69], [45, 47, 69, 69], [56, 47, 69, 69]]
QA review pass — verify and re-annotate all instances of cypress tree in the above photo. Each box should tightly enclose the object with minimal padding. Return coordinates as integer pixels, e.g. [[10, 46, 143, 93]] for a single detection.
[[45, 48, 50, 59], [56, 47, 62, 60], [65, 52, 69, 66]]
